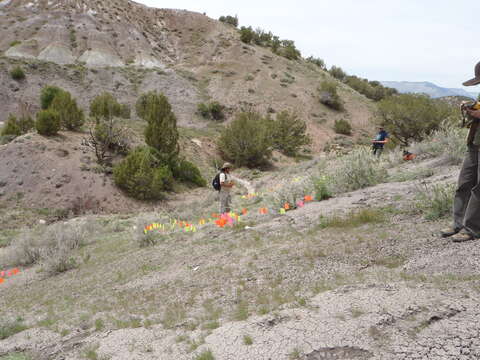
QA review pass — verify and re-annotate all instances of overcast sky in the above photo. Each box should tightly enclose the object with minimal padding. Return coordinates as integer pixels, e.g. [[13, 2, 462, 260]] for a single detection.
[[137, 0, 478, 90]]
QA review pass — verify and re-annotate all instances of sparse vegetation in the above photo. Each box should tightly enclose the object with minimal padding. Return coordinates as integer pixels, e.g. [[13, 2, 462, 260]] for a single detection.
[[318, 208, 385, 229], [306, 56, 326, 70], [218, 111, 273, 168], [243, 335, 253, 345], [195, 350, 215, 360], [219, 15, 238, 27], [415, 183, 455, 220], [172, 158, 207, 187], [319, 80, 343, 110], [329, 65, 346, 81], [313, 175, 332, 201], [197, 101, 224, 120], [0, 317, 28, 340], [334, 119, 352, 135], [10, 66, 25, 81], [35, 109, 61, 136], [238, 26, 301, 60]]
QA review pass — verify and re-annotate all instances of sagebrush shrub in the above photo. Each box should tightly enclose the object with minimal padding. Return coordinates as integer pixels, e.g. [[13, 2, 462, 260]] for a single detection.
[[36, 109, 61, 136], [239, 26, 255, 43], [218, 111, 273, 168], [334, 119, 352, 135], [2, 220, 96, 274], [411, 123, 467, 165], [219, 15, 238, 27], [329, 66, 346, 81], [313, 175, 333, 201], [331, 146, 388, 192], [113, 147, 173, 200], [10, 66, 25, 80]]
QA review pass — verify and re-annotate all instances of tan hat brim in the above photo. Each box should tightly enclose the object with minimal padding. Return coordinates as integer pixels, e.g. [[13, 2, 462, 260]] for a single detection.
[[463, 77, 480, 86]]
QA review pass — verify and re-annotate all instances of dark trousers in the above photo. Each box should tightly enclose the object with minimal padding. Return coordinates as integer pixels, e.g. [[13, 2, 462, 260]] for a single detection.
[[372, 146, 383, 157], [453, 146, 480, 236]]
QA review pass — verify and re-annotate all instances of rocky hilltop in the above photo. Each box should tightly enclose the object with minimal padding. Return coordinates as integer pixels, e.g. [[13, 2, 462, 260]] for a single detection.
[[0, 0, 375, 146]]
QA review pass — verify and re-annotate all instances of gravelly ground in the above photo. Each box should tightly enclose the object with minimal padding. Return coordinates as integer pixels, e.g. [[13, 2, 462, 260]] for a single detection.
[[2, 156, 480, 360]]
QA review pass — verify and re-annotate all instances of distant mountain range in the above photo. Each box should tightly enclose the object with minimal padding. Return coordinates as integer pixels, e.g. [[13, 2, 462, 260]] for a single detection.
[[381, 81, 479, 99]]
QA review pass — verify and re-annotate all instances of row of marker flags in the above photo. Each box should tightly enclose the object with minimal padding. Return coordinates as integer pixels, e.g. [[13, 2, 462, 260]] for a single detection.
[[143, 194, 314, 233], [0, 268, 20, 284]]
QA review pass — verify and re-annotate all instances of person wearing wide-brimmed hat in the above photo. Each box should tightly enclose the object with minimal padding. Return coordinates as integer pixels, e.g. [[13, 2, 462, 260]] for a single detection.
[[441, 61, 480, 242], [219, 162, 234, 214]]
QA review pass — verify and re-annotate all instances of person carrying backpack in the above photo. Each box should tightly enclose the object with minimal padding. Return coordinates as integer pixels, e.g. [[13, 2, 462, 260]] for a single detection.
[[213, 162, 234, 214]]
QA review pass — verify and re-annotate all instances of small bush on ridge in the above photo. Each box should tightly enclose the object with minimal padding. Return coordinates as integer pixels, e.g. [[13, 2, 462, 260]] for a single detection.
[[172, 159, 206, 187], [10, 66, 25, 80], [219, 15, 238, 27], [50, 90, 84, 130]]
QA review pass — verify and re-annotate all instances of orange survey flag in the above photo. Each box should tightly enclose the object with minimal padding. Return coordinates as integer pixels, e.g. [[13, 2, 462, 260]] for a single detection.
[[284, 203, 290, 210], [304, 195, 313, 202], [242, 208, 248, 215], [0, 278, 4, 284], [12, 268, 19, 275]]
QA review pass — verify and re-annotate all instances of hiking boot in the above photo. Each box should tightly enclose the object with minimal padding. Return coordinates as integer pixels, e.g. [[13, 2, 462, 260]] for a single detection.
[[451, 231, 476, 243], [440, 227, 461, 238]]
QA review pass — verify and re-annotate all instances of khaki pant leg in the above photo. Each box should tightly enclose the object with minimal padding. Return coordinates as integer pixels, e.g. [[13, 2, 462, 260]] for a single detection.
[[453, 147, 479, 230]]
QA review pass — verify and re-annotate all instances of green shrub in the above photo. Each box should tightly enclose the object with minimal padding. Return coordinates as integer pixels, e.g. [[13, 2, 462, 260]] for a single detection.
[[50, 90, 84, 130], [219, 15, 238, 27], [332, 146, 388, 192], [119, 103, 131, 119], [415, 183, 455, 220], [36, 109, 61, 136], [329, 65, 346, 80], [142, 92, 179, 162], [9, 40, 21, 47], [90, 92, 124, 120], [318, 208, 385, 229], [17, 115, 35, 134], [239, 26, 255, 44], [306, 56, 326, 70], [272, 111, 311, 156], [10, 66, 25, 81], [172, 159, 206, 187], [40, 85, 63, 110], [279, 40, 301, 60], [197, 102, 224, 120], [195, 350, 215, 360], [333, 119, 352, 135], [218, 111, 273, 168], [313, 175, 332, 201], [1, 115, 21, 137], [377, 94, 456, 146], [319, 81, 343, 111], [113, 147, 173, 200]]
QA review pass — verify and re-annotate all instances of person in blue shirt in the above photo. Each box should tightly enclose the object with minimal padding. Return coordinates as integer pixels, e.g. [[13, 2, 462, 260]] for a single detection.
[[372, 127, 389, 157]]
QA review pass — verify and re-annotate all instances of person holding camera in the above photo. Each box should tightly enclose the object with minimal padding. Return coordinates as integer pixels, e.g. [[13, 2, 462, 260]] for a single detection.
[[441, 61, 480, 242]]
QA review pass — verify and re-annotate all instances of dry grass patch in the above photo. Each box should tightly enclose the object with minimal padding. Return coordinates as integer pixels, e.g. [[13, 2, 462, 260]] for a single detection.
[[318, 208, 385, 229]]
